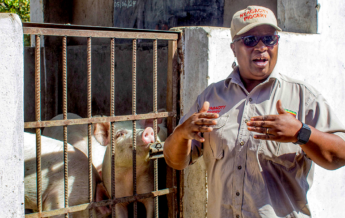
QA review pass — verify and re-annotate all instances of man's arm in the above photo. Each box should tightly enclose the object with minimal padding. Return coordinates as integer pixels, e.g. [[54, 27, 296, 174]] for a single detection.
[[163, 101, 218, 170], [247, 100, 345, 170]]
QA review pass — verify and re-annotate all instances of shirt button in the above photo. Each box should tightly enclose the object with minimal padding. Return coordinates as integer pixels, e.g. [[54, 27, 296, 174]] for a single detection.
[[236, 192, 240, 196], [249, 98, 253, 102], [238, 166, 242, 170], [245, 119, 248, 123], [240, 141, 244, 146], [236, 215, 240, 218]]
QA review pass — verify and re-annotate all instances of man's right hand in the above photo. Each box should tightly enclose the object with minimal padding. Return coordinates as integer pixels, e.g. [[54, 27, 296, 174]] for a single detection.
[[176, 101, 219, 142]]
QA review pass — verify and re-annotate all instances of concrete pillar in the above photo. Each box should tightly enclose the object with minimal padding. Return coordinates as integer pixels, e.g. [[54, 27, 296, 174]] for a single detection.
[[0, 13, 24, 217], [172, 26, 234, 218]]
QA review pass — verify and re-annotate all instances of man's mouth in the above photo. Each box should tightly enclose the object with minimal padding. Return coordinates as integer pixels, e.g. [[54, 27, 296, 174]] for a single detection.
[[252, 58, 268, 67]]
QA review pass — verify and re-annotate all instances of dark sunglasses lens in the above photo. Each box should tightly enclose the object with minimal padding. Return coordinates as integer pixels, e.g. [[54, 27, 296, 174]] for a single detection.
[[262, 35, 278, 46], [243, 36, 259, 47]]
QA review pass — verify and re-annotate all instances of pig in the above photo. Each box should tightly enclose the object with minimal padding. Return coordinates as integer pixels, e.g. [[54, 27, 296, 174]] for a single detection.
[[24, 132, 111, 218], [137, 108, 168, 142], [99, 121, 157, 218], [43, 113, 108, 177]]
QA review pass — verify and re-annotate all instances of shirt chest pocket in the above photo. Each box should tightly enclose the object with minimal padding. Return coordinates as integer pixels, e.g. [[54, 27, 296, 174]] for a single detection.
[[258, 140, 303, 169], [206, 115, 229, 160]]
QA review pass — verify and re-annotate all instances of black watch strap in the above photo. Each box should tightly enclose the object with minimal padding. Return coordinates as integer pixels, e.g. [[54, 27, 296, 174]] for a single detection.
[[294, 123, 311, 145]]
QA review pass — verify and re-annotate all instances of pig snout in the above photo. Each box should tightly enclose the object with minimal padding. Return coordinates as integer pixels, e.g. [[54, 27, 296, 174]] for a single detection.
[[141, 127, 155, 145]]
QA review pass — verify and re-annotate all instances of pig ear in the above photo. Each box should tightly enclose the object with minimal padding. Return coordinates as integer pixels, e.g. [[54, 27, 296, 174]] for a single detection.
[[95, 183, 111, 215], [93, 122, 110, 146]]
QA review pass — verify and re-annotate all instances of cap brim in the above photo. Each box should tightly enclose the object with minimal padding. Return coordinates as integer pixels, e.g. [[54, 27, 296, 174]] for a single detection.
[[236, 22, 282, 37]]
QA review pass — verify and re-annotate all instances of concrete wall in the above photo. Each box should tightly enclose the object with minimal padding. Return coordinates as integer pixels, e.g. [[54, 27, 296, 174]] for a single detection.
[[72, 0, 113, 27], [179, 0, 345, 217], [0, 13, 24, 217], [223, 0, 277, 28]]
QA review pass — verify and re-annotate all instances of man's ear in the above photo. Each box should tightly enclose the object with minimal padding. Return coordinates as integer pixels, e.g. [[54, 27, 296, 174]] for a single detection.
[[230, 43, 236, 57]]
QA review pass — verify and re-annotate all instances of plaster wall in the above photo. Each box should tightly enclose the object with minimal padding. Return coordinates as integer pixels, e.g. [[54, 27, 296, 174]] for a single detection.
[[0, 13, 24, 217], [179, 1, 345, 217], [72, 0, 114, 27]]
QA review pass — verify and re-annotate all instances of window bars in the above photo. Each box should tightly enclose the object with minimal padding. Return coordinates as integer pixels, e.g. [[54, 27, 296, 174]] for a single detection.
[[23, 23, 179, 218]]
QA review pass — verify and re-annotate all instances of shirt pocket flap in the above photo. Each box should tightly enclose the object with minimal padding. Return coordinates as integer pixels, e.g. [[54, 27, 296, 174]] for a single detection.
[[212, 115, 229, 129], [208, 115, 228, 160]]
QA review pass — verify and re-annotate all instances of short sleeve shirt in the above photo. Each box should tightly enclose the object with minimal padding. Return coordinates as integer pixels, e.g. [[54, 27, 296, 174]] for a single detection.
[[178, 67, 345, 218]]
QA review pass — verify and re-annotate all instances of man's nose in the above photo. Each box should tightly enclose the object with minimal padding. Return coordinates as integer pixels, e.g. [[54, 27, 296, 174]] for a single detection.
[[254, 40, 268, 52]]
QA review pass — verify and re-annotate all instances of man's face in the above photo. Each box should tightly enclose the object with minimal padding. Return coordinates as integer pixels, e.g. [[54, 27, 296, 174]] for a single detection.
[[231, 25, 278, 81]]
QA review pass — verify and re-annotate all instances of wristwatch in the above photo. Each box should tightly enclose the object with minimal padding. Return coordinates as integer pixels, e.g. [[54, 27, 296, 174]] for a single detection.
[[294, 122, 311, 145]]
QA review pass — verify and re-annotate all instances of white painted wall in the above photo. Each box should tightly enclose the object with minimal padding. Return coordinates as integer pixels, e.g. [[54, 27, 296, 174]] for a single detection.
[[179, 1, 345, 217], [0, 13, 24, 217]]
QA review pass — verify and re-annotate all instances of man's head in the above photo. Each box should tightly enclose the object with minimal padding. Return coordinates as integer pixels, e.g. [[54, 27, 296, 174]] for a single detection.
[[230, 6, 281, 83]]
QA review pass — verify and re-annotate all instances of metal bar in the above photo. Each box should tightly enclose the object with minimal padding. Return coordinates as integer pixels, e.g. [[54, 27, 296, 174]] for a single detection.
[[34, 35, 42, 215], [25, 203, 90, 218], [153, 39, 159, 218], [23, 27, 178, 40], [110, 37, 116, 218], [93, 188, 177, 208], [132, 38, 138, 218], [150, 154, 165, 160], [62, 36, 69, 218], [23, 22, 179, 34], [24, 112, 175, 129], [25, 188, 177, 218], [87, 37, 93, 218]]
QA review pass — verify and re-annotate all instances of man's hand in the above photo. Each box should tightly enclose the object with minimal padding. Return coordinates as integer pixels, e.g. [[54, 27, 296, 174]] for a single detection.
[[247, 100, 302, 143], [176, 101, 219, 142]]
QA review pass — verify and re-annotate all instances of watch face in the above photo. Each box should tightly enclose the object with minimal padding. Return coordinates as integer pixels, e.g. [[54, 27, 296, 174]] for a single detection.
[[298, 124, 311, 144]]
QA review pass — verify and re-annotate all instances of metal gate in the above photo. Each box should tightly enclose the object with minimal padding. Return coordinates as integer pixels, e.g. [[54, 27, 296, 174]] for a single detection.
[[23, 23, 180, 218]]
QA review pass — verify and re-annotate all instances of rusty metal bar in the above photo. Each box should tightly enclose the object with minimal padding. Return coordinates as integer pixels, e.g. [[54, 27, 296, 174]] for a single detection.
[[25, 188, 177, 218], [132, 38, 138, 218], [23, 27, 178, 40], [34, 35, 42, 215], [87, 37, 93, 218], [150, 154, 165, 160], [110, 37, 116, 218], [93, 188, 176, 208], [153, 39, 159, 218], [62, 36, 69, 218], [24, 112, 174, 128]]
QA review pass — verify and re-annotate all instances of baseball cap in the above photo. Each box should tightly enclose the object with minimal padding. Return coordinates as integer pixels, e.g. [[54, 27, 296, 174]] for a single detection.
[[230, 6, 282, 39]]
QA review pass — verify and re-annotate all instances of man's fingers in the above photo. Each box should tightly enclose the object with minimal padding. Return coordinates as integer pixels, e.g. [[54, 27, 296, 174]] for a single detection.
[[194, 118, 217, 126], [276, 100, 286, 115], [250, 115, 276, 121], [253, 134, 279, 140], [192, 132, 205, 142], [247, 126, 276, 135], [198, 113, 219, 119], [191, 125, 213, 133], [199, 101, 210, 114], [246, 121, 274, 127]]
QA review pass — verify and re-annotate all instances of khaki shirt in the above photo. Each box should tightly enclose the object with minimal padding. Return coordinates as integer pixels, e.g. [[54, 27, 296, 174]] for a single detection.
[[179, 67, 345, 218]]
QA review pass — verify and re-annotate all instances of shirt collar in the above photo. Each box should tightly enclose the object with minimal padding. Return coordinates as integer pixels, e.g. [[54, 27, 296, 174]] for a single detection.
[[224, 66, 282, 88]]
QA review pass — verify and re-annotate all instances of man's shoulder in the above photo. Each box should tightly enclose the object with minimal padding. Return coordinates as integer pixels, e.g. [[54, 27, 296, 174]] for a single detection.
[[279, 73, 320, 98]]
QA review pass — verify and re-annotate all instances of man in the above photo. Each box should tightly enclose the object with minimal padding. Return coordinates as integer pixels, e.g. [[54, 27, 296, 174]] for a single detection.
[[163, 5, 345, 218]]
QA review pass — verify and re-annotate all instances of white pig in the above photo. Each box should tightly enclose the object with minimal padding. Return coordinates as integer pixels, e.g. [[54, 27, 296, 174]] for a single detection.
[[24, 132, 111, 217], [43, 113, 108, 177], [99, 121, 156, 218]]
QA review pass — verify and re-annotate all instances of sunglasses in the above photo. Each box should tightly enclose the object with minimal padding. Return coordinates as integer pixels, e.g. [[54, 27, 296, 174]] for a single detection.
[[232, 35, 280, 47]]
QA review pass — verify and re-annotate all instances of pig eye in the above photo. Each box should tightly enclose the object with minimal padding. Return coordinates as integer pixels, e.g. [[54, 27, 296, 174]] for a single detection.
[[115, 130, 127, 139]]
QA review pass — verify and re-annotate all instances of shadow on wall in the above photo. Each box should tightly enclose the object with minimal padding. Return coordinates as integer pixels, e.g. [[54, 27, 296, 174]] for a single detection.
[[24, 40, 169, 122]]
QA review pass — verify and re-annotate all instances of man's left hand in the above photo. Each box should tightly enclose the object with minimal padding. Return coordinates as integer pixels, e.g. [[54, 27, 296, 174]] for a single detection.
[[247, 100, 302, 143]]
